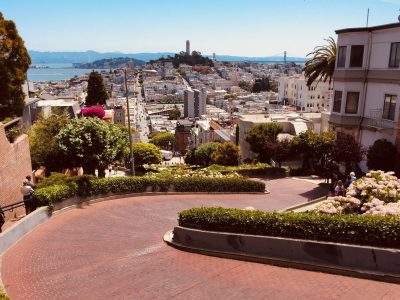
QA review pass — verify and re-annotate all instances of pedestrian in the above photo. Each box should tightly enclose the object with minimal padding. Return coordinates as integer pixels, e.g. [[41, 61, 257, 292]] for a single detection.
[[26, 175, 36, 189], [20, 179, 34, 215], [350, 171, 357, 183], [0, 206, 5, 233], [344, 175, 352, 189], [335, 180, 345, 196]]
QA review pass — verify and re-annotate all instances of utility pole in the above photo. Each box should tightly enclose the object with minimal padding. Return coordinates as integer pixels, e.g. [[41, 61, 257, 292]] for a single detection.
[[124, 69, 135, 176]]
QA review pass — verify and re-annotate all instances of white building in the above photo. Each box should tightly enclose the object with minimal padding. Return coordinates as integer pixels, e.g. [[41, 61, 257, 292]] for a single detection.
[[329, 22, 400, 168], [278, 75, 332, 112]]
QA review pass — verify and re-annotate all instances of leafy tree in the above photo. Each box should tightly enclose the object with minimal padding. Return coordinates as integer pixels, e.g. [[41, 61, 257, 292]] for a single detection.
[[150, 132, 176, 150], [57, 118, 127, 177], [211, 142, 241, 166], [331, 132, 365, 173], [28, 110, 70, 172], [168, 106, 181, 120], [85, 71, 109, 106], [267, 139, 292, 168], [195, 142, 220, 167], [303, 37, 336, 87], [245, 124, 283, 162], [238, 81, 252, 92], [367, 139, 396, 172], [252, 77, 271, 93], [0, 13, 31, 119], [132, 142, 162, 166], [290, 130, 335, 170], [184, 148, 197, 165]]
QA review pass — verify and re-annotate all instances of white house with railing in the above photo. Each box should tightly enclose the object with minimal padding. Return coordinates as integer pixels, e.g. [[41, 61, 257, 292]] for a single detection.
[[329, 22, 400, 158]]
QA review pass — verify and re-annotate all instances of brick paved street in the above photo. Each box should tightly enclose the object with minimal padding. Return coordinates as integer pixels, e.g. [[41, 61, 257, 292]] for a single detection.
[[2, 178, 400, 299]]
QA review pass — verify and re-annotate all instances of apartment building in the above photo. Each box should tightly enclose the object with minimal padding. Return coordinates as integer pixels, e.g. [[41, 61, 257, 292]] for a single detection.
[[278, 75, 332, 112], [329, 22, 400, 155]]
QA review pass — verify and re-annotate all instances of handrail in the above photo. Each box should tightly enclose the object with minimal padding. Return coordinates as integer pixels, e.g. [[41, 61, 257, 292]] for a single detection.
[[1, 201, 25, 213]]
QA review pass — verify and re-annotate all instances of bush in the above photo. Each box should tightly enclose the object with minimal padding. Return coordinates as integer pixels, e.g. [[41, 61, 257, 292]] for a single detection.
[[178, 207, 400, 248], [32, 176, 265, 207], [132, 142, 162, 166], [367, 139, 396, 172], [0, 288, 9, 300], [5, 126, 21, 143]]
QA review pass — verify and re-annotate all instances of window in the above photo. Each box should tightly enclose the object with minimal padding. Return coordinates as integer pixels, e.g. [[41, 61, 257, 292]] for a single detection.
[[350, 45, 364, 67], [337, 46, 346, 67], [333, 91, 342, 113], [345, 92, 359, 114], [382, 94, 397, 120], [389, 42, 400, 68]]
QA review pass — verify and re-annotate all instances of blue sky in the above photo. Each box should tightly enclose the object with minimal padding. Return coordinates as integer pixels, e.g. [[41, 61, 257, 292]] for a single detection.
[[2, 0, 400, 57]]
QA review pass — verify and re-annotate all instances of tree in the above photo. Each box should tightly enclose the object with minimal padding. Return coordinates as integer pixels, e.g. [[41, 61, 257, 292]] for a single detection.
[[268, 139, 292, 168], [150, 132, 176, 150], [168, 106, 181, 120], [252, 77, 271, 93], [367, 139, 396, 172], [303, 37, 336, 87], [195, 142, 220, 167], [245, 123, 283, 162], [290, 130, 335, 170], [132, 142, 162, 166], [331, 132, 365, 173], [57, 118, 127, 177], [0, 13, 31, 120], [28, 110, 70, 173], [211, 142, 241, 166], [184, 148, 197, 165], [85, 71, 109, 106], [238, 81, 252, 92]]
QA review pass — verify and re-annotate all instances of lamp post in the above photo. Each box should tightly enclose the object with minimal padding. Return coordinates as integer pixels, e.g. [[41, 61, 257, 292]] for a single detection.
[[124, 69, 135, 176]]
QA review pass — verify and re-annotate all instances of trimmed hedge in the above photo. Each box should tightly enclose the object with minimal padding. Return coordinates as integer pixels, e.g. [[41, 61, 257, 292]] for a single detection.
[[178, 207, 400, 248], [33, 177, 265, 207]]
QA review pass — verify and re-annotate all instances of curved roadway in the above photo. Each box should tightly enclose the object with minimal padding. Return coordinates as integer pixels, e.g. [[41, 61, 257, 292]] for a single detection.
[[2, 178, 400, 299]]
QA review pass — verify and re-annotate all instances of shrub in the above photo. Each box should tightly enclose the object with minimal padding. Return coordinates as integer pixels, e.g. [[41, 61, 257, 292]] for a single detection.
[[32, 176, 265, 207], [0, 287, 9, 300], [367, 139, 396, 172], [132, 142, 162, 166], [178, 207, 400, 248], [211, 142, 241, 166], [81, 105, 105, 119]]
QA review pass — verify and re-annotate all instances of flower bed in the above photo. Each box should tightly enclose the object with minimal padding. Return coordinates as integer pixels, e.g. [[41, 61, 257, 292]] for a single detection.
[[178, 207, 400, 248], [316, 170, 400, 215], [33, 176, 266, 207]]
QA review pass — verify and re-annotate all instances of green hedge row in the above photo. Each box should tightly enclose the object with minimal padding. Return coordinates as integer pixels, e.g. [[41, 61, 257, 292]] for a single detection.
[[178, 207, 400, 248], [33, 177, 265, 207]]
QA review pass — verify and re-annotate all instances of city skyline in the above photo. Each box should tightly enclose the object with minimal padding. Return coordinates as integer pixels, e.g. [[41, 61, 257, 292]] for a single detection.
[[1, 0, 400, 57]]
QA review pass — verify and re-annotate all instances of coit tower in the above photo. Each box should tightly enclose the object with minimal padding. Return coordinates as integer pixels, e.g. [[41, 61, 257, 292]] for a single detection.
[[186, 40, 190, 56]]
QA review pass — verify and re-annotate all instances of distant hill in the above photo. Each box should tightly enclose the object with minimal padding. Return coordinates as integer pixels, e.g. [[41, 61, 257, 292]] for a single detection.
[[28, 50, 306, 64], [74, 57, 145, 69]]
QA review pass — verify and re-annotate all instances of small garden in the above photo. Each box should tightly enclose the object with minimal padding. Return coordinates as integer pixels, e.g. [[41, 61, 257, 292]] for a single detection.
[[177, 170, 400, 249], [33, 173, 266, 208]]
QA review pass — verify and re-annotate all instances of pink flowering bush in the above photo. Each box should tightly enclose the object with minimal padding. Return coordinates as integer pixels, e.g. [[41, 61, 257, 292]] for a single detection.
[[81, 105, 105, 119], [315, 170, 400, 215]]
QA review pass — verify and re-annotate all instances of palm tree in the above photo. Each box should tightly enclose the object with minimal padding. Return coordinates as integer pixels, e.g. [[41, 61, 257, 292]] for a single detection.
[[303, 37, 337, 87]]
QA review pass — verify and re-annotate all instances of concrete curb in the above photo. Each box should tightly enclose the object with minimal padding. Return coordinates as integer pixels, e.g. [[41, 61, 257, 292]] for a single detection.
[[279, 196, 326, 212], [0, 207, 50, 256], [164, 226, 400, 283]]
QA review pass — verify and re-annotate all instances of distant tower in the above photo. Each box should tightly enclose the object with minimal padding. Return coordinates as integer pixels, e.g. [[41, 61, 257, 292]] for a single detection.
[[186, 40, 190, 56], [284, 51, 287, 64], [213, 52, 216, 61]]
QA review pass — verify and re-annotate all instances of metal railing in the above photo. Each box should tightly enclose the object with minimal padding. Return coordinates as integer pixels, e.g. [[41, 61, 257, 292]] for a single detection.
[[363, 109, 397, 130], [1, 200, 25, 213]]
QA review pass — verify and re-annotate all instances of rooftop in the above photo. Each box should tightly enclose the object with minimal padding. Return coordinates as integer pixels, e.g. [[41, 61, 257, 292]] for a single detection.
[[336, 22, 400, 34]]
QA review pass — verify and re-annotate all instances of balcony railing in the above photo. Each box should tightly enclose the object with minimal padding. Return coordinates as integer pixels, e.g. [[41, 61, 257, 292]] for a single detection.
[[362, 109, 397, 130]]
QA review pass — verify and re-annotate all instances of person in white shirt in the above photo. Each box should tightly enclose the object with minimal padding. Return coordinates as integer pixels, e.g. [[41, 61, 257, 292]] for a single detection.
[[20, 179, 34, 215]]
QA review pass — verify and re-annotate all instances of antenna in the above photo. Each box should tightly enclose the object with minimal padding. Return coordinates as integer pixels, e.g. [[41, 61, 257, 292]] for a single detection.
[[366, 8, 369, 27]]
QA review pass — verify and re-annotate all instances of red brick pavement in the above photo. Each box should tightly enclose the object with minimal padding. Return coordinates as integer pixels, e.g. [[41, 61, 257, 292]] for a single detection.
[[2, 179, 400, 299]]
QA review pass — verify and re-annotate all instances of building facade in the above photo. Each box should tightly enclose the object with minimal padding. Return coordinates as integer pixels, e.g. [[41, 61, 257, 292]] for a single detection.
[[329, 22, 400, 166], [184, 88, 206, 118]]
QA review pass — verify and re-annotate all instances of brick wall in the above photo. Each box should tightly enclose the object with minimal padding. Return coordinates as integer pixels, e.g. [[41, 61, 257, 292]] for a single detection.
[[0, 123, 32, 220]]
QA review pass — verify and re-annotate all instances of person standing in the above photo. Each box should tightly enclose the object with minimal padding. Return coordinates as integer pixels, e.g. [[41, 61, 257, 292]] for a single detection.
[[26, 175, 36, 188], [335, 180, 345, 196], [350, 172, 357, 183], [20, 179, 34, 215]]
